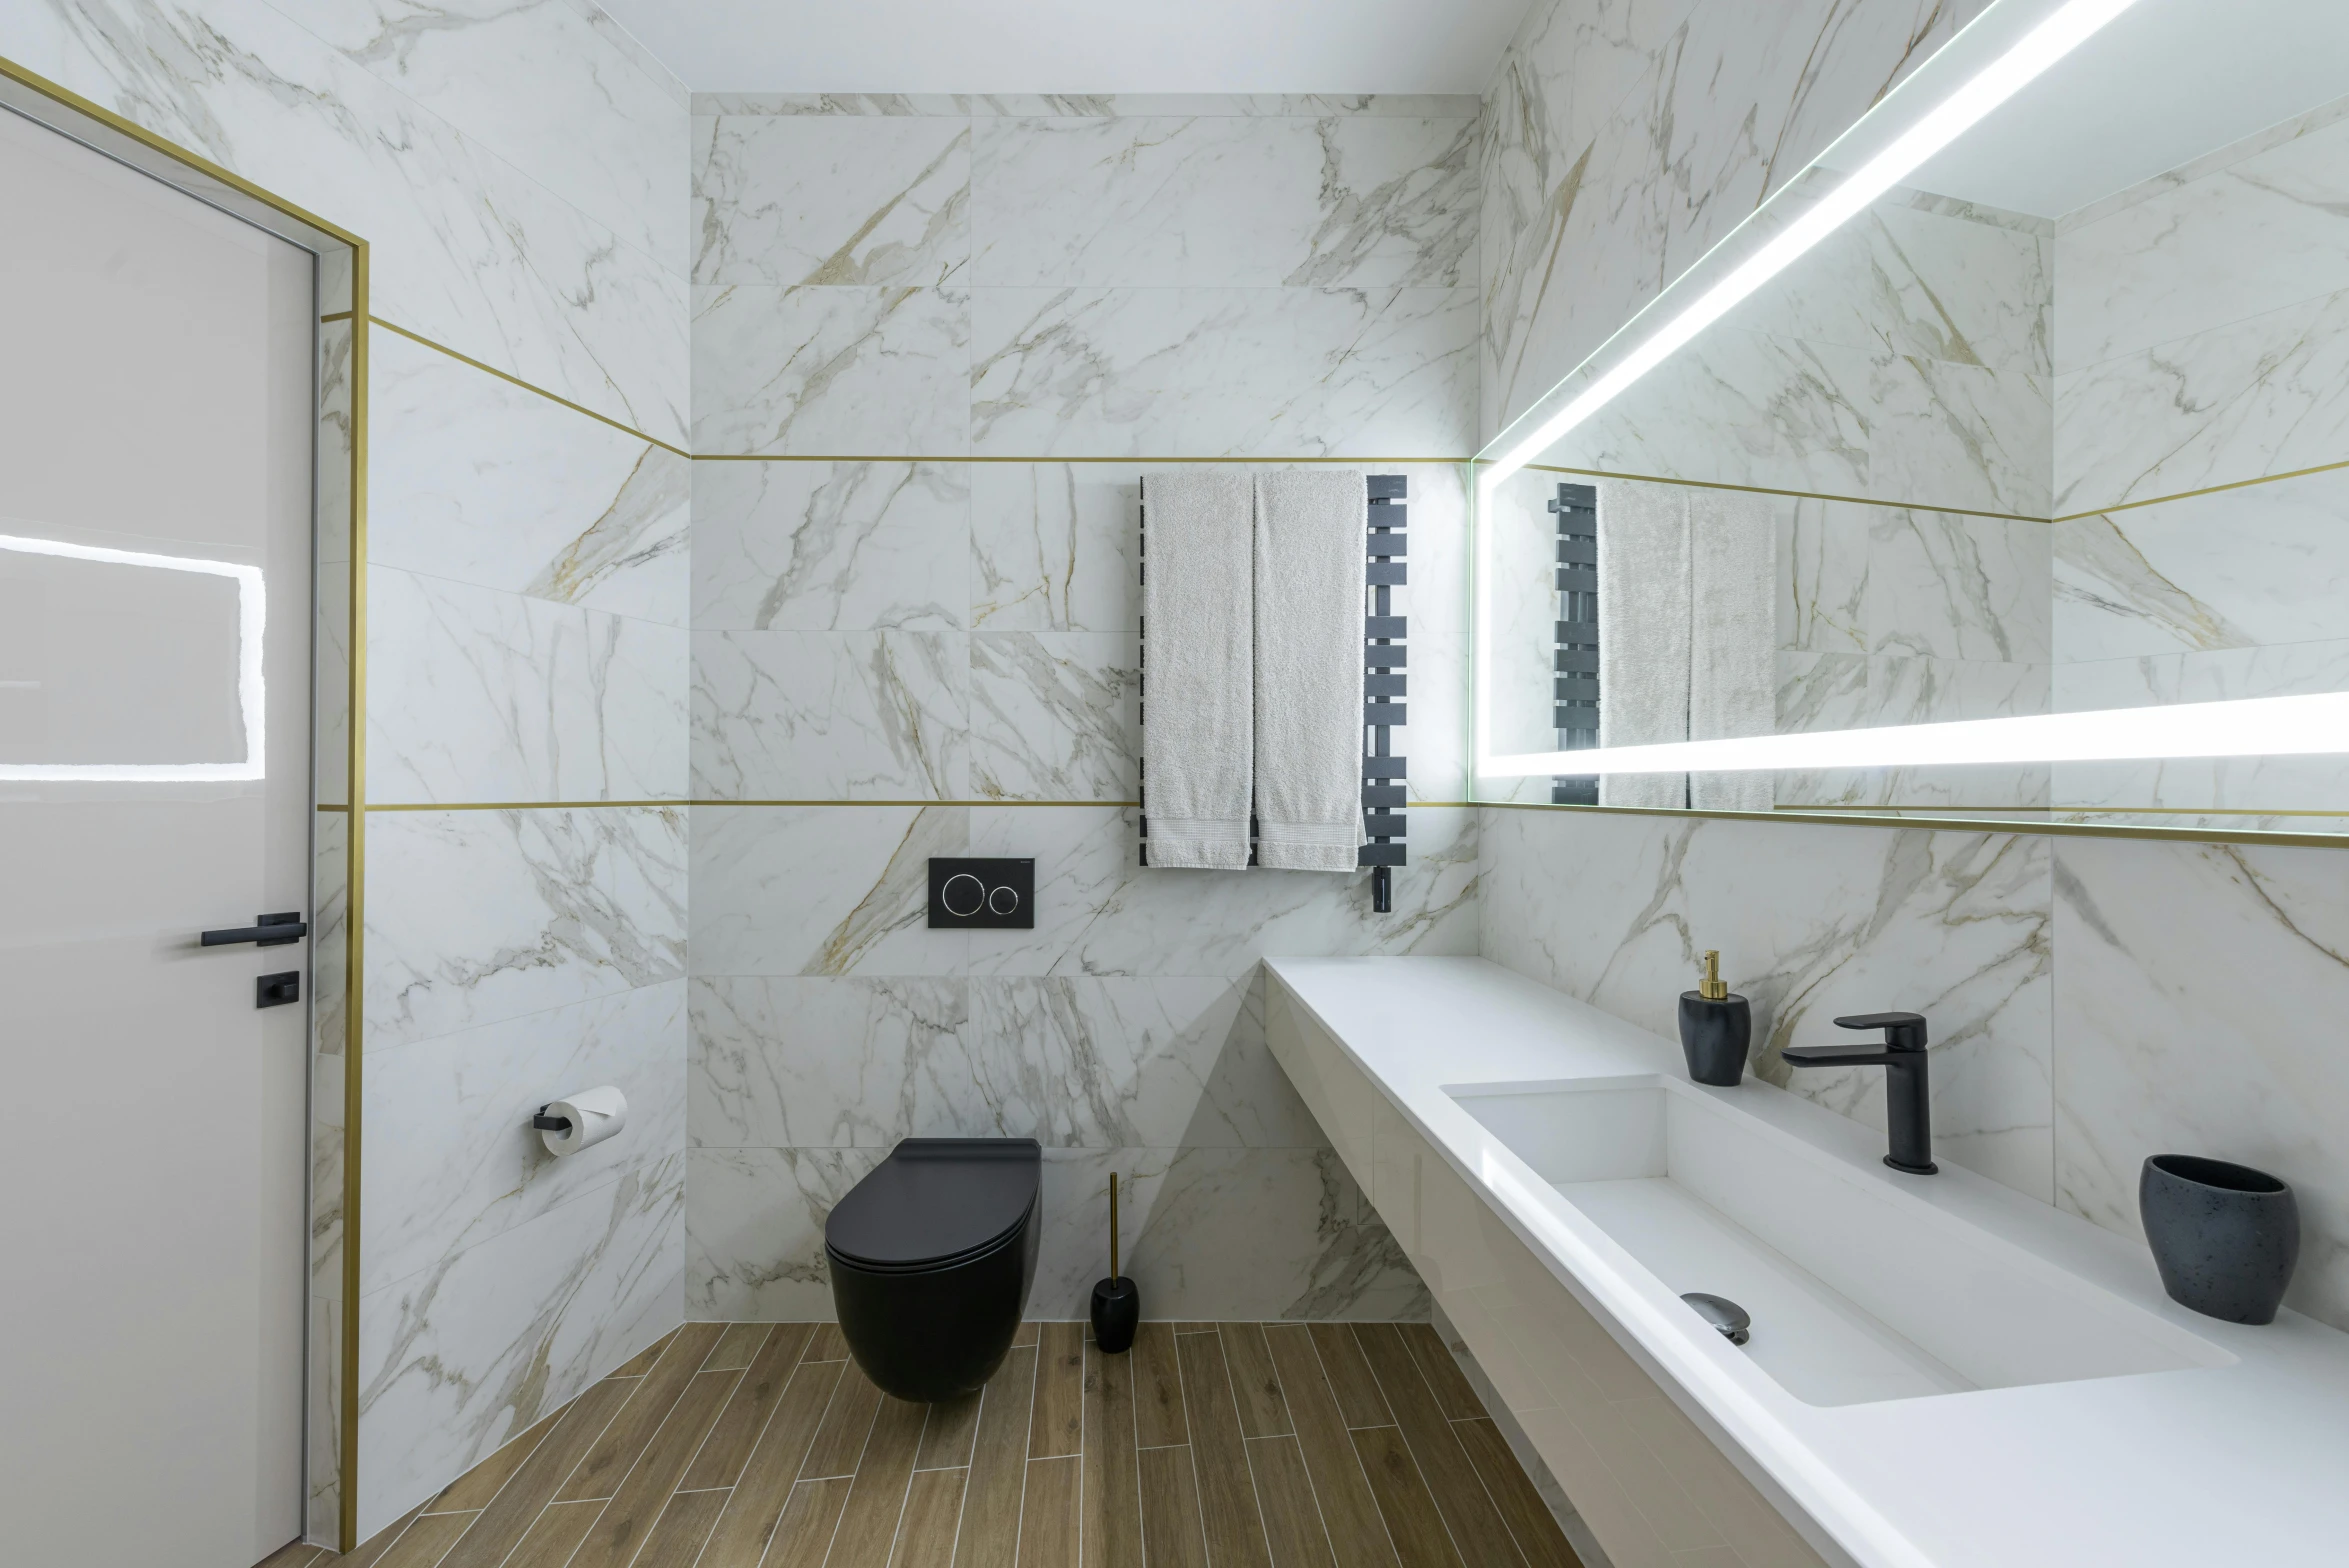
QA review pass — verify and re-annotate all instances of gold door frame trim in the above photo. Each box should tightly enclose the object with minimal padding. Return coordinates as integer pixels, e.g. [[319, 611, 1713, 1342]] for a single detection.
[[0, 51, 373, 1553]]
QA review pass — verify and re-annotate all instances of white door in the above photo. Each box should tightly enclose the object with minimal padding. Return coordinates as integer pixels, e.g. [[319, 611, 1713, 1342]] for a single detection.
[[0, 105, 316, 1566]]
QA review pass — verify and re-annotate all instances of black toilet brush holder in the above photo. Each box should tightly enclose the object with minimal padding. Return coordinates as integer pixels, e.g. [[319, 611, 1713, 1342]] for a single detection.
[[1091, 1172, 1140, 1354], [2140, 1154, 2300, 1325]]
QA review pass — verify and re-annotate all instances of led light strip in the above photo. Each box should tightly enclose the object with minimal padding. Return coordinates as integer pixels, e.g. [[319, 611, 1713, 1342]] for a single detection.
[[0, 530, 267, 781], [1474, 0, 2152, 781]]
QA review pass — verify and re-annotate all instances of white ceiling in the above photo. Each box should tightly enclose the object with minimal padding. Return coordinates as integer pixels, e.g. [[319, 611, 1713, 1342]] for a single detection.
[[596, 0, 1536, 96]]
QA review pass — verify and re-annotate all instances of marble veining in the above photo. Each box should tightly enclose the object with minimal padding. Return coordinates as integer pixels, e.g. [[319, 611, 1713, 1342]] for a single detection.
[[968, 463, 1141, 631], [2052, 836, 2349, 1332], [366, 566, 689, 805], [689, 973, 1317, 1153], [361, 321, 698, 633], [366, 806, 687, 1049], [690, 629, 969, 799], [971, 114, 1476, 288], [362, 981, 687, 1298], [16, 0, 690, 445], [692, 284, 971, 456], [292, 0, 690, 278], [967, 631, 1137, 801], [688, 805, 970, 978], [1479, 805, 2055, 1200], [693, 112, 970, 287], [970, 286, 1476, 458], [356, 1155, 683, 1536], [692, 460, 969, 631]]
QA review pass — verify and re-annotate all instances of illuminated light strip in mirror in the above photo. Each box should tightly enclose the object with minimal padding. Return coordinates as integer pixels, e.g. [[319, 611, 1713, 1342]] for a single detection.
[[1478, 691, 2349, 778], [1474, 0, 2142, 780], [0, 531, 266, 781]]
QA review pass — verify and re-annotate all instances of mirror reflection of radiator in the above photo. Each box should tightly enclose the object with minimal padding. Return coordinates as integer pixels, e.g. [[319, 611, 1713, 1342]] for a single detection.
[[1550, 481, 1600, 804]]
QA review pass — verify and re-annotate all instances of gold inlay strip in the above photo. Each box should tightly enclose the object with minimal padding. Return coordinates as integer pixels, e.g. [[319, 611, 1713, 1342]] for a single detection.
[[2048, 454, 2349, 523], [1512, 463, 2047, 524], [340, 248, 370, 1556], [1476, 799, 2349, 851], [692, 453, 1473, 464], [353, 797, 1473, 811], [320, 309, 353, 323], [369, 316, 689, 459], [1799, 804, 2349, 818]]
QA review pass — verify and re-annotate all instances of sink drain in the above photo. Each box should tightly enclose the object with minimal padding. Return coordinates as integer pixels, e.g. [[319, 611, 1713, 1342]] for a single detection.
[[1681, 1292, 1751, 1346]]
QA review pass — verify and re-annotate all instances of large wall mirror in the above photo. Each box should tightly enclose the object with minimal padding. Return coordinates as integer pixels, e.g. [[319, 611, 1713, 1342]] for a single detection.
[[1471, 0, 2349, 839]]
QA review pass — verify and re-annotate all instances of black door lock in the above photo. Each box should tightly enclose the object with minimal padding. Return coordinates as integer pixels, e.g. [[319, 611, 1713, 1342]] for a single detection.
[[257, 972, 300, 1008]]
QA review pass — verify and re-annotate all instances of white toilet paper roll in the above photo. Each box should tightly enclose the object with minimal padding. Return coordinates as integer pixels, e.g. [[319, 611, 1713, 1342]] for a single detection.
[[540, 1085, 627, 1156]]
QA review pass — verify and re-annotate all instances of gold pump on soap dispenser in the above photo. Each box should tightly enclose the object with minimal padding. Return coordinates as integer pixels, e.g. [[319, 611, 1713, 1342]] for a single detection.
[[1680, 949, 1751, 1085]]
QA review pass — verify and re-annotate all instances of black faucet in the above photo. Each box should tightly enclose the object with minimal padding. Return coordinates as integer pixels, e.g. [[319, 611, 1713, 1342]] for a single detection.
[[1780, 1012, 1937, 1174]]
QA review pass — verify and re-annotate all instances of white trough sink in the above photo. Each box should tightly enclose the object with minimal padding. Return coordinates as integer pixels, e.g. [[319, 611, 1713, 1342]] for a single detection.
[[1448, 1077, 2232, 1408]]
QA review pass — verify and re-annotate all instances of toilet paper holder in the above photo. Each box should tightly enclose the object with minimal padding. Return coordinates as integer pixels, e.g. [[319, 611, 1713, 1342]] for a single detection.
[[531, 1108, 572, 1133], [532, 1085, 628, 1156]]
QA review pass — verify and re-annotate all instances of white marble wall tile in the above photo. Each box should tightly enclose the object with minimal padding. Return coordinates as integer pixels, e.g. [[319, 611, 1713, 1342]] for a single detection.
[[1480, 0, 1990, 440], [362, 981, 687, 1296], [692, 460, 969, 631], [371, 334, 689, 627], [366, 567, 687, 805], [969, 463, 1141, 631], [692, 284, 970, 456], [685, 1142, 1420, 1323], [1405, 632, 1471, 804], [2053, 468, 2349, 662], [688, 805, 970, 977], [2052, 836, 2349, 1332], [1775, 651, 2051, 809], [287, 0, 690, 278], [1778, 495, 1868, 653], [968, 632, 1137, 802], [1730, 202, 2050, 377], [693, 113, 969, 287], [356, 1155, 683, 1536], [684, 1145, 882, 1320], [962, 805, 1479, 979], [692, 94, 972, 117], [971, 115, 1475, 288], [690, 630, 970, 799], [2053, 286, 2349, 513], [969, 287, 1476, 458], [690, 974, 1316, 1153], [366, 805, 687, 1048], [1865, 507, 2052, 664], [1478, 805, 2055, 1199], [2057, 108, 2349, 375], [12, 0, 688, 445], [1552, 328, 2051, 518]]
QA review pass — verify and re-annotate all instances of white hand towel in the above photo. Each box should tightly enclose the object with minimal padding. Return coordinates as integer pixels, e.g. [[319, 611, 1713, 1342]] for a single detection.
[[1254, 469, 1366, 871], [1688, 489, 1777, 812], [1142, 471, 1254, 869], [1597, 478, 1692, 809]]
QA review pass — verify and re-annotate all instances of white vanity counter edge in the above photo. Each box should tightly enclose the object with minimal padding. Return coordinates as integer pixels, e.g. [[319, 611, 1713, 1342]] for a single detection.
[[1265, 956, 2349, 1568]]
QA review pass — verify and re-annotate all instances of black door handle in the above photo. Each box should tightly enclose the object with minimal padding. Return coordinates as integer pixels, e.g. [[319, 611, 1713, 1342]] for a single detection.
[[202, 912, 309, 947]]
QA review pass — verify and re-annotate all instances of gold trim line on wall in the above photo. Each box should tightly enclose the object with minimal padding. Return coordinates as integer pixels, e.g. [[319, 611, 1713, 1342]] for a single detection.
[[365, 317, 689, 459], [691, 452, 1476, 464]]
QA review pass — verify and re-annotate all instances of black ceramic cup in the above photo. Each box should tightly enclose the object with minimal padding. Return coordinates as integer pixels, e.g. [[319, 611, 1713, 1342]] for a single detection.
[[2139, 1154, 2300, 1325]]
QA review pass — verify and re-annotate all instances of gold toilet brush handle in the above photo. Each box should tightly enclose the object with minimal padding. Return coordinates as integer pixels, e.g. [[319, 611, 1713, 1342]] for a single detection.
[[1110, 1172, 1121, 1284]]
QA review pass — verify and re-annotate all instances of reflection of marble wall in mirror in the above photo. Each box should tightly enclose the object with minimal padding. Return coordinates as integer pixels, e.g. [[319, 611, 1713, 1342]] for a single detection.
[[2051, 91, 2349, 828]]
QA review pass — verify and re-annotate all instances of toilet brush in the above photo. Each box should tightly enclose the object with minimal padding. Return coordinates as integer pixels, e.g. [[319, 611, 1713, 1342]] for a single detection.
[[1089, 1173, 1141, 1353]]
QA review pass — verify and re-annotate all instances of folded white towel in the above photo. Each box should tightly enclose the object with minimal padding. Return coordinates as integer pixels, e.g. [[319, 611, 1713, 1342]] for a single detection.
[[1142, 471, 1254, 869], [1688, 488, 1777, 812], [1597, 479, 1691, 809], [1254, 469, 1366, 871]]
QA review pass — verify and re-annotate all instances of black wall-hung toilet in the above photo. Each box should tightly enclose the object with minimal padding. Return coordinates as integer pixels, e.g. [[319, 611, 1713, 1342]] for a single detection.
[[824, 1137, 1042, 1402]]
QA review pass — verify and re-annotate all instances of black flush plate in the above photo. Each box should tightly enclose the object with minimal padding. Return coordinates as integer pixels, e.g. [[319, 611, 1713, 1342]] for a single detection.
[[928, 858, 1034, 929], [257, 971, 301, 1008]]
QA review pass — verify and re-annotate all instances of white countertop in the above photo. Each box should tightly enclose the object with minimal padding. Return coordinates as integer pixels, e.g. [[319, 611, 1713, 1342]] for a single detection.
[[1267, 956, 2349, 1568]]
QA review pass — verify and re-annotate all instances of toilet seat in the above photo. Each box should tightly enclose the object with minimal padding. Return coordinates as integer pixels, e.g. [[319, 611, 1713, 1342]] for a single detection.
[[826, 1138, 1040, 1271]]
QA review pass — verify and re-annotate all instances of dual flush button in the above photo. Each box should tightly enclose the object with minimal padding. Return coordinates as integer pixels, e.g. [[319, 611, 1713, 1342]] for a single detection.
[[927, 858, 1034, 929]]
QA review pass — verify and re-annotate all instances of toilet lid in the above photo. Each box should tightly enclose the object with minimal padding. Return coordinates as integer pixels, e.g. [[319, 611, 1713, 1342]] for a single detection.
[[826, 1138, 1041, 1269]]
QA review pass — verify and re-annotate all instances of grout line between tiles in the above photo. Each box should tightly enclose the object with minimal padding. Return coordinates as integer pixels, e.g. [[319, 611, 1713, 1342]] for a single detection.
[[1209, 1325, 1282, 1564], [1358, 1327, 1477, 1568], [1303, 1328, 1409, 1568]]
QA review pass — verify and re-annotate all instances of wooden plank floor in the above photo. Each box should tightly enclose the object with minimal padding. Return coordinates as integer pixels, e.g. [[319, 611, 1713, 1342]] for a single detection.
[[262, 1322, 1581, 1568]]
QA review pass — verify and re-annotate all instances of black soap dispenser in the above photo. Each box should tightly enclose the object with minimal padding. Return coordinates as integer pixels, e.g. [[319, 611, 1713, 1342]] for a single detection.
[[1679, 950, 1751, 1087]]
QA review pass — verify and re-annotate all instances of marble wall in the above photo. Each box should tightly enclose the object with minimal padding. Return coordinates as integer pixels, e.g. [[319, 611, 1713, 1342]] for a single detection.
[[682, 95, 1483, 1329], [1477, 0, 2349, 1339], [1, 0, 695, 1540], [2051, 94, 2349, 829]]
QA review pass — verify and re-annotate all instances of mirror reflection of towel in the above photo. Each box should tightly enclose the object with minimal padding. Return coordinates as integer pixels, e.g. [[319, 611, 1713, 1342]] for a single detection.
[[1596, 480, 1775, 811]]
